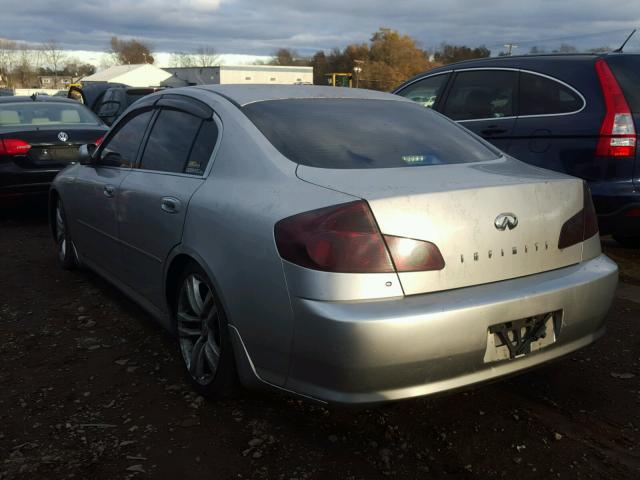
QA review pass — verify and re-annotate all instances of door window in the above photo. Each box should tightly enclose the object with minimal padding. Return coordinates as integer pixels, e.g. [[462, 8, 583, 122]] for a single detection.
[[519, 72, 584, 116], [98, 109, 153, 167], [397, 73, 450, 109], [139, 109, 202, 173], [443, 70, 518, 121]]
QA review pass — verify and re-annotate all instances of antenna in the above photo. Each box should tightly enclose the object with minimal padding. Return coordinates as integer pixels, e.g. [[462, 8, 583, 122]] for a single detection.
[[613, 28, 636, 53]]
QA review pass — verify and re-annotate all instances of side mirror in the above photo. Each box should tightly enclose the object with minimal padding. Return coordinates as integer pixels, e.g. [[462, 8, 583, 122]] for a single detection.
[[78, 144, 96, 165]]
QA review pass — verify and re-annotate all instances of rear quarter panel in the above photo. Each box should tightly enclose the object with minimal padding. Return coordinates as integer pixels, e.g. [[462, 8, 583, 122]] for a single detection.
[[179, 100, 358, 387]]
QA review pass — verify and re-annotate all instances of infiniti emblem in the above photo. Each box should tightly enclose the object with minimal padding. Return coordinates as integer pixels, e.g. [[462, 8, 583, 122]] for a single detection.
[[58, 131, 69, 142], [495, 213, 518, 231]]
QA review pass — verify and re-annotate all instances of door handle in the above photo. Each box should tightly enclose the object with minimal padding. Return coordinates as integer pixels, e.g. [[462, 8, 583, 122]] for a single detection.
[[481, 127, 508, 136], [103, 184, 115, 198], [161, 197, 181, 214]]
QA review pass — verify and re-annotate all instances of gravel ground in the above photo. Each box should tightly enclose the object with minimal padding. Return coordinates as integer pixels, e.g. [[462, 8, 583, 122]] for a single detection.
[[1, 198, 639, 480]]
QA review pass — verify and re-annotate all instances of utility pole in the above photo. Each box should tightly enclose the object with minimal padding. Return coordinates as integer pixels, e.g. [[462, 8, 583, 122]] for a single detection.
[[504, 43, 518, 56], [353, 59, 364, 88]]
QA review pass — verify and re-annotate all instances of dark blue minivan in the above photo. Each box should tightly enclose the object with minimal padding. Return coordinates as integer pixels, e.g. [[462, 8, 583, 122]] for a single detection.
[[394, 53, 640, 246]]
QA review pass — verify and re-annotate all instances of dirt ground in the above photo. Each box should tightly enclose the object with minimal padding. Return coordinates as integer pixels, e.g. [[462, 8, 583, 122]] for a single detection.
[[1, 198, 639, 480]]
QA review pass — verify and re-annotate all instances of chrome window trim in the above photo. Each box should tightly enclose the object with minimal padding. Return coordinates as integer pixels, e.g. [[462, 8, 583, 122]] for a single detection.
[[401, 67, 587, 122], [395, 70, 453, 93]]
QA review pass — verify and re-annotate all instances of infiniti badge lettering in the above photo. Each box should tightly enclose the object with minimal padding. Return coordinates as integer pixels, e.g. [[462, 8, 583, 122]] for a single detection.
[[494, 213, 518, 231]]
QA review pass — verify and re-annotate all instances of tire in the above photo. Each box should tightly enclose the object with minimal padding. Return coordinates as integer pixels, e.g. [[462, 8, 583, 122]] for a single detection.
[[613, 235, 640, 248], [54, 199, 78, 270], [174, 263, 238, 398]]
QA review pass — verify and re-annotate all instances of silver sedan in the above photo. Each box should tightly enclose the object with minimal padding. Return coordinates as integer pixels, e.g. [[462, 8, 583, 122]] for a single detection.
[[50, 85, 618, 404]]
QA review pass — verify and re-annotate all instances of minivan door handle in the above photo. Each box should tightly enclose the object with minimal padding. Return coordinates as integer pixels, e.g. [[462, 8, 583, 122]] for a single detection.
[[481, 126, 508, 136], [161, 197, 181, 214], [103, 184, 115, 198]]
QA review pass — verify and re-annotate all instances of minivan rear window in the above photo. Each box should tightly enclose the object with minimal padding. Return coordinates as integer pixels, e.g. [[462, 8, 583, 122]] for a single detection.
[[242, 98, 499, 169], [606, 56, 640, 113]]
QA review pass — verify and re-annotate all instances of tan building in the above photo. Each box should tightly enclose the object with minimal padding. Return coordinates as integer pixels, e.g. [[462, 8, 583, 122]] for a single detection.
[[165, 65, 313, 86], [38, 76, 77, 89]]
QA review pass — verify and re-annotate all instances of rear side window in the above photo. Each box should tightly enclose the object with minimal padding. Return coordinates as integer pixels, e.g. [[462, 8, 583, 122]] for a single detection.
[[519, 73, 583, 116], [443, 70, 518, 120], [242, 98, 499, 169], [397, 73, 450, 108], [140, 109, 201, 173], [606, 56, 640, 113], [185, 120, 218, 175], [0, 102, 101, 126]]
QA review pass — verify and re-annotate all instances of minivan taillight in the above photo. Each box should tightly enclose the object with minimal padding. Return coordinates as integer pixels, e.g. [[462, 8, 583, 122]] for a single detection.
[[558, 183, 599, 249], [0, 138, 31, 156], [275, 201, 445, 273], [595, 59, 636, 158]]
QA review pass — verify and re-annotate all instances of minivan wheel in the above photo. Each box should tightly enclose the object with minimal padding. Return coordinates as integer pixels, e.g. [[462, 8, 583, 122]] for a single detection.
[[175, 264, 238, 398], [613, 234, 640, 248], [55, 200, 78, 270]]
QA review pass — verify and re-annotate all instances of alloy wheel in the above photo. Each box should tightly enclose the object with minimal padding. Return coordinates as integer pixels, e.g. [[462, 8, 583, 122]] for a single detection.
[[177, 274, 222, 386]]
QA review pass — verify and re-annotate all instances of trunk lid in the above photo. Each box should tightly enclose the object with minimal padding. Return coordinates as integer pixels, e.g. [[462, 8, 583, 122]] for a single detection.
[[1, 126, 106, 169], [297, 158, 585, 295]]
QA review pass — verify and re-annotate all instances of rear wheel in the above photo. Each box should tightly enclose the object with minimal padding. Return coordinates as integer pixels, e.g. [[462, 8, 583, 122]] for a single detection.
[[175, 264, 238, 398], [55, 199, 78, 270], [613, 234, 640, 248]]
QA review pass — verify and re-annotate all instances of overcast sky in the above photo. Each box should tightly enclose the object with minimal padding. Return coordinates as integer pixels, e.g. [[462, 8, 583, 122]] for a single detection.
[[2, 0, 639, 57]]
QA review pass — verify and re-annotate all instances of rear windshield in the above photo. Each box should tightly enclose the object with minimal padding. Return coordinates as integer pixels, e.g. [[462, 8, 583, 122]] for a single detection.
[[0, 102, 101, 126], [607, 56, 640, 113], [242, 98, 499, 169]]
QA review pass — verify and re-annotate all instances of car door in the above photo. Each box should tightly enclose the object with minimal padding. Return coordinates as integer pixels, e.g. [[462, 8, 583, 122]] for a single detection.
[[509, 71, 591, 176], [69, 108, 154, 278], [440, 69, 519, 152], [118, 95, 219, 307]]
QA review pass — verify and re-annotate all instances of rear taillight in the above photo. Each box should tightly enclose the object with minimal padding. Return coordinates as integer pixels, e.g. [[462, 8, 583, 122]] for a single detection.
[[595, 59, 636, 158], [0, 138, 31, 156], [558, 183, 599, 249], [383, 235, 445, 272], [95, 136, 104, 146], [275, 201, 445, 273]]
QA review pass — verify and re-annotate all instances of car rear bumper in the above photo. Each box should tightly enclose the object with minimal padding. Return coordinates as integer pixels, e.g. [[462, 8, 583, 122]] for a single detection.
[[0, 168, 59, 197], [285, 254, 618, 404]]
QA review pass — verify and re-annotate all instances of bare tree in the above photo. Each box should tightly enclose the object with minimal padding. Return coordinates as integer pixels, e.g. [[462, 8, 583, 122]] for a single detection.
[[110, 36, 154, 65], [0, 39, 18, 87], [169, 51, 196, 68], [196, 46, 219, 67], [43, 40, 66, 87]]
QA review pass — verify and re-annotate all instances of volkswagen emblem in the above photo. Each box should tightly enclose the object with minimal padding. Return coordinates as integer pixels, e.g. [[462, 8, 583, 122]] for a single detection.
[[57, 131, 69, 142], [494, 213, 518, 231]]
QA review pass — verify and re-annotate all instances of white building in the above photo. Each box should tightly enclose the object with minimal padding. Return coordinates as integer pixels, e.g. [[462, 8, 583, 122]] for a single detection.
[[165, 65, 313, 86], [81, 64, 172, 87]]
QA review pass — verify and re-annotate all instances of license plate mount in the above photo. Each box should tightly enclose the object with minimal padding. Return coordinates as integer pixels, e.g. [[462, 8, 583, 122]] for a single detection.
[[484, 311, 562, 363]]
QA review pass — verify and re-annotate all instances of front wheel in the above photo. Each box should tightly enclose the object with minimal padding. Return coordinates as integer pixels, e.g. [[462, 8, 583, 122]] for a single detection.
[[54, 199, 78, 270], [175, 264, 238, 398]]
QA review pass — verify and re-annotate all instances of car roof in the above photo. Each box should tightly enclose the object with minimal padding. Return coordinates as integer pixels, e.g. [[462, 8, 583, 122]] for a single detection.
[[194, 84, 406, 107], [397, 52, 640, 89], [0, 95, 81, 105]]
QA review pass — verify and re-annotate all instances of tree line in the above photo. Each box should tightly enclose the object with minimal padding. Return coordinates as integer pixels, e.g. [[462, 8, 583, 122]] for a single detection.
[[267, 28, 492, 91]]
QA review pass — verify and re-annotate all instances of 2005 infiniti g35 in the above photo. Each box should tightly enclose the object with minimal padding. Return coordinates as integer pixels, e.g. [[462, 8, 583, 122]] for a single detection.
[[50, 85, 618, 404]]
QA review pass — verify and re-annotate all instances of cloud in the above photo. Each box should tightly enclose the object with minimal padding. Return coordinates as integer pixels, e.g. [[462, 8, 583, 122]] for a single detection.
[[0, 0, 638, 55]]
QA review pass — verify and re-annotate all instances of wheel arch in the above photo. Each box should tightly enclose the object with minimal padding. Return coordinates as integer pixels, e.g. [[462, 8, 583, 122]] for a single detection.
[[164, 247, 230, 324], [48, 188, 60, 241]]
